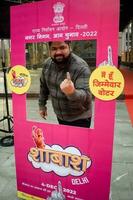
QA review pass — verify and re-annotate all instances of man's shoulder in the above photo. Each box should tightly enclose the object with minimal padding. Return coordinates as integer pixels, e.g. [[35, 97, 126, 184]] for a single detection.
[[71, 53, 88, 65], [42, 57, 52, 74], [71, 53, 90, 71], [44, 57, 52, 66]]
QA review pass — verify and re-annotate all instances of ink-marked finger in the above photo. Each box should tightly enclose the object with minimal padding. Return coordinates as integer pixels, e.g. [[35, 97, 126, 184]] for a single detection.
[[66, 72, 71, 81]]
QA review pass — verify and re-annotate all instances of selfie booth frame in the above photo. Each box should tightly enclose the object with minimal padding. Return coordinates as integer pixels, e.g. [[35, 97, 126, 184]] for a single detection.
[[11, 0, 119, 199]]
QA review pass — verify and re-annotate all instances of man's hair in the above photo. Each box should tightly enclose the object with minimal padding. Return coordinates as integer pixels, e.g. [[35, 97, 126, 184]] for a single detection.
[[48, 41, 71, 47]]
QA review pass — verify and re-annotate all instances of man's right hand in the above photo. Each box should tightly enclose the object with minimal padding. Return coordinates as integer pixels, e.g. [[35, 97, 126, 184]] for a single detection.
[[39, 107, 47, 119], [60, 72, 75, 96]]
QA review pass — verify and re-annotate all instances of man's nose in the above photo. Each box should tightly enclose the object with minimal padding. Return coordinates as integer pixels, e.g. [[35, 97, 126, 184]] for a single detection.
[[55, 48, 62, 54]]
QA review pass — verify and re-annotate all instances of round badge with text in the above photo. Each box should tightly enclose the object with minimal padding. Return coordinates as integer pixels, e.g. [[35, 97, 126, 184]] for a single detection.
[[7, 65, 31, 94], [89, 65, 124, 101]]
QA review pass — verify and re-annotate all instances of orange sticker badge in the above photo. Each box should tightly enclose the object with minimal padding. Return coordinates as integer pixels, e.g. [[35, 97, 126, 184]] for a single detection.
[[7, 65, 31, 94], [89, 65, 124, 101]]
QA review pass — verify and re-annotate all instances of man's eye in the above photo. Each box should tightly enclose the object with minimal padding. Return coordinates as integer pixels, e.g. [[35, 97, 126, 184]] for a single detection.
[[51, 48, 57, 51], [51, 46, 66, 51], [60, 46, 66, 50]]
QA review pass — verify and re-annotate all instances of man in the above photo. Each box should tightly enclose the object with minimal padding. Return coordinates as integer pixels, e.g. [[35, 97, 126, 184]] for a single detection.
[[39, 41, 92, 128]]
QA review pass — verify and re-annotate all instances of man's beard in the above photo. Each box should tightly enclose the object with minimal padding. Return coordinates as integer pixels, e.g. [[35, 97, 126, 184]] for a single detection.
[[52, 54, 70, 65]]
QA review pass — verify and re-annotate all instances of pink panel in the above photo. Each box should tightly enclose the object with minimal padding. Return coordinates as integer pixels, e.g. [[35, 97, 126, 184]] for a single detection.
[[11, 0, 119, 199]]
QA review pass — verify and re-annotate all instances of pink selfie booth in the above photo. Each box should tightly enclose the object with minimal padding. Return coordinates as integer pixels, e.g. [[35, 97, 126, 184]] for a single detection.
[[11, 0, 119, 199]]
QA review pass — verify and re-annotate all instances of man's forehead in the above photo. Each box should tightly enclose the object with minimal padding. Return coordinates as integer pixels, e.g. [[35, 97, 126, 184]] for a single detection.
[[50, 41, 68, 47]]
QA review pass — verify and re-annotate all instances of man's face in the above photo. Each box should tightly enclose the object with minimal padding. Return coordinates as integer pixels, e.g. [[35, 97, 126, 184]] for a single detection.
[[49, 41, 71, 64]]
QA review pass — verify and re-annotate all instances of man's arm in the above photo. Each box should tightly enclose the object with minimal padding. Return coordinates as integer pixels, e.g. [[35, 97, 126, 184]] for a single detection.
[[39, 67, 49, 119]]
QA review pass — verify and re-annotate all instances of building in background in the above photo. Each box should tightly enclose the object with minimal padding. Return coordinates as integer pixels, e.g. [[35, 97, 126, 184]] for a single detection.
[[121, 19, 133, 67]]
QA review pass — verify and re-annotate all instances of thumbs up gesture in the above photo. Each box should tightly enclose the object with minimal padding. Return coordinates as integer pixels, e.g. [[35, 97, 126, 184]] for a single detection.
[[60, 72, 75, 95]]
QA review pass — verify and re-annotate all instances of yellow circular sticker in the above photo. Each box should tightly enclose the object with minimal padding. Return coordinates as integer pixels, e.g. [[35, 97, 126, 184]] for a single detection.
[[89, 65, 124, 101], [7, 65, 31, 94]]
